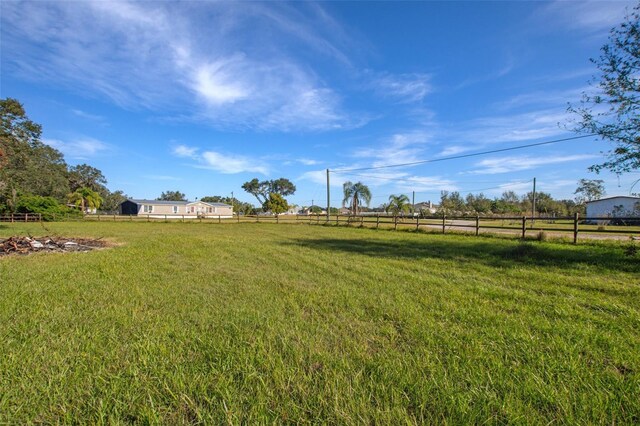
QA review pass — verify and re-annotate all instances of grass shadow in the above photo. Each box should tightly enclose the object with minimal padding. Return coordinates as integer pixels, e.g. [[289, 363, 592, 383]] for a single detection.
[[284, 235, 640, 273]]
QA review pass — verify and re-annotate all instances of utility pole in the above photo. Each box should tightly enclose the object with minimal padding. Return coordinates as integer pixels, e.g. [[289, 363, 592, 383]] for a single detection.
[[231, 191, 234, 213], [532, 177, 536, 223], [412, 191, 415, 214], [326, 169, 330, 221]]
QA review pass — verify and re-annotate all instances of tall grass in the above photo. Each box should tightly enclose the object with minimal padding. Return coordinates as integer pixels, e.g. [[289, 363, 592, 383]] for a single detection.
[[1, 222, 638, 423]]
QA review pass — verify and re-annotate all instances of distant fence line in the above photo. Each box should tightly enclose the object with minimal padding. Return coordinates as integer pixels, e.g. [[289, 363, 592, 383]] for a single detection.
[[2, 212, 638, 243], [0, 213, 43, 223]]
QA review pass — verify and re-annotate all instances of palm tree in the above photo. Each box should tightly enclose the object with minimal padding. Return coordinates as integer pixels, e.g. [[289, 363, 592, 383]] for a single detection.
[[386, 194, 411, 217], [342, 181, 371, 215], [68, 187, 102, 213], [386, 194, 411, 230]]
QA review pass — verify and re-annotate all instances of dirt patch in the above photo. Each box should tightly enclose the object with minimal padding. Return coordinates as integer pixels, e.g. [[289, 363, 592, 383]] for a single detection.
[[0, 236, 110, 257]]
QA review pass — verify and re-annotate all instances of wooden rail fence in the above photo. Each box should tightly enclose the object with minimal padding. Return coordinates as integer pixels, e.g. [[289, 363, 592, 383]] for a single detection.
[[3, 213, 639, 243], [0, 213, 42, 223]]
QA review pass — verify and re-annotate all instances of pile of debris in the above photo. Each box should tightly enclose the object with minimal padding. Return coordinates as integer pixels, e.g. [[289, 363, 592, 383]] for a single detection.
[[0, 236, 107, 256]]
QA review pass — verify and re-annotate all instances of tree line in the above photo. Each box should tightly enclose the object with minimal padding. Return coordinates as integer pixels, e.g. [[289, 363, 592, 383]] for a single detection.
[[0, 98, 128, 219], [437, 190, 584, 217], [338, 179, 607, 217]]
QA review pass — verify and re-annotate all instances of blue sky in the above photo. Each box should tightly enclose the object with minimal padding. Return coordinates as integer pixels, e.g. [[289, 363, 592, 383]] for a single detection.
[[1, 0, 638, 207]]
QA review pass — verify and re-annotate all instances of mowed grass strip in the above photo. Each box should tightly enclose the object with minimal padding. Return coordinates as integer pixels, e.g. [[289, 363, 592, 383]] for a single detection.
[[0, 222, 638, 424]]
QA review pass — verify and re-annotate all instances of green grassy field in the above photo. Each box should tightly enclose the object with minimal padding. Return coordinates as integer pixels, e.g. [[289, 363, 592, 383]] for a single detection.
[[1, 222, 638, 424]]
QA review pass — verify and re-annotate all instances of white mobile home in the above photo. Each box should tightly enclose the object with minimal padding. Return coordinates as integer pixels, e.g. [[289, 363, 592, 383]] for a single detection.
[[119, 199, 233, 218]]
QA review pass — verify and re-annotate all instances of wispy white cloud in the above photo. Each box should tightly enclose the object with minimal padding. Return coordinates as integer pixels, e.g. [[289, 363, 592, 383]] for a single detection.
[[393, 175, 458, 193], [369, 72, 432, 103], [1, 1, 363, 132], [531, 68, 595, 84], [468, 110, 569, 143], [173, 145, 199, 158], [299, 170, 343, 188], [300, 167, 456, 195], [438, 109, 572, 154], [202, 151, 269, 175], [171, 143, 268, 174], [539, 1, 635, 33], [352, 131, 432, 168], [72, 109, 107, 124], [438, 145, 469, 156], [258, 87, 358, 132], [492, 87, 587, 111], [193, 57, 251, 105], [200, 151, 269, 175], [43, 137, 110, 160], [470, 154, 598, 175], [454, 57, 517, 90], [297, 158, 321, 166]]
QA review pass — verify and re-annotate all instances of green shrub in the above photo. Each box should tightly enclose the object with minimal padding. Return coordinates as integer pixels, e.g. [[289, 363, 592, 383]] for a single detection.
[[15, 195, 80, 221]]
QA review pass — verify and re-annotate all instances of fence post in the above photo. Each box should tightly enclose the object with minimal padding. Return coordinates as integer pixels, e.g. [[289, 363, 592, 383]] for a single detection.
[[416, 215, 420, 231], [336, 214, 339, 225], [276, 214, 279, 224], [113, 214, 116, 222], [219, 215, 221, 224], [376, 214, 380, 229], [39, 213, 42, 222], [521, 216, 527, 239], [573, 212, 579, 244], [237, 214, 240, 223], [442, 215, 446, 234], [394, 215, 398, 231], [25, 213, 28, 222], [475, 215, 480, 236]]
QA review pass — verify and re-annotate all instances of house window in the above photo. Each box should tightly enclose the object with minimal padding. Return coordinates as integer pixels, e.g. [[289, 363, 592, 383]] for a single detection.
[[143, 205, 154, 213], [173, 205, 178, 214], [208, 207, 213, 213]]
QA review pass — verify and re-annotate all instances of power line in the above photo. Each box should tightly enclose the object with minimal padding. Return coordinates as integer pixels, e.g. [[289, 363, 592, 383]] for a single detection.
[[331, 133, 596, 173]]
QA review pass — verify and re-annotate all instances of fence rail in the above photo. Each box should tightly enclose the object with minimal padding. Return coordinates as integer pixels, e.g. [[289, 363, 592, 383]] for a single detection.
[[3, 213, 639, 243], [0, 213, 42, 222]]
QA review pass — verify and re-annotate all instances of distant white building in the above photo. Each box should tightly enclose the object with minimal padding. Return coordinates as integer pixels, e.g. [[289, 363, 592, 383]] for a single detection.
[[414, 201, 438, 215], [119, 199, 233, 218], [282, 204, 300, 215], [585, 196, 640, 219]]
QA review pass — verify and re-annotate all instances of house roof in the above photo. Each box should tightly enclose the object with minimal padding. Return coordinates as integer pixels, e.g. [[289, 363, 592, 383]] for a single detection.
[[585, 196, 640, 204], [128, 199, 188, 205], [126, 199, 232, 207], [195, 202, 232, 207]]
